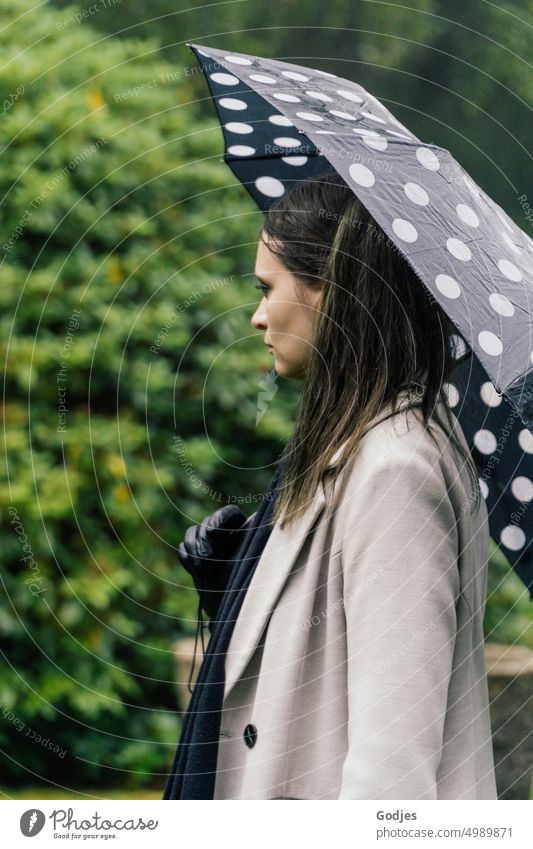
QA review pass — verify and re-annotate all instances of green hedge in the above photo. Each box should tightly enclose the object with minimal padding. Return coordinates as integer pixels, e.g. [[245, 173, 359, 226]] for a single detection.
[[0, 0, 294, 789], [1, 0, 529, 792]]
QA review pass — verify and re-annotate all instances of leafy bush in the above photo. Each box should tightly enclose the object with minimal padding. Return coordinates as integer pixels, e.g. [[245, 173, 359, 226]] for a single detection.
[[0, 0, 294, 789], [485, 541, 533, 648], [1, 0, 529, 793]]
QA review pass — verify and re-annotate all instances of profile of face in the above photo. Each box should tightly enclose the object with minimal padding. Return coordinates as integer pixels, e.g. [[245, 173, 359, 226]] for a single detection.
[[250, 231, 323, 380]]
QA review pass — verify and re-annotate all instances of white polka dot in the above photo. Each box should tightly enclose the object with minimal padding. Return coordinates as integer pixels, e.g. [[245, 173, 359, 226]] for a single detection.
[[249, 73, 277, 85], [479, 479, 489, 500], [363, 135, 388, 151], [348, 163, 375, 187], [456, 204, 479, 227], [444, 382, 460, 407], [268, 114, 294, 127], [480, 381, 502, 407], [225, 121, 253, 134], [353, 128, 379, 137], [500, 525, 526, 551], [512, 476, 533, 502], [305, 90, 333, 102], [316, 69, 337, 78], [272, 92, 301, 103], [273, 136, 301, 148], [404, 182, 429, 206], [329, 109, 357, 120], [436, 274, 461, 299], [489, 292, 514, 317], [210, 72, 240, 85], [502, 231, 522, 254], [225, 55, 252, 65], [255, 176, 285, 197], [282, 70, 310, 81], [447, 238, 472, 261], [227, 144, 255, 156], [281, 156, 308, 166], [314, 130, 336, 135], [474, 429, 497, 454], [518, 429, 533, 453], [478, 330, 503, 356], [295, 111, 324, 122], [361, 110, 386, 124], [336, 89, 363, 103], [498, 259, 522, 281], [393, 218, 418, 242], [218, 97, 247, 110], [416, 147, 440, 170]]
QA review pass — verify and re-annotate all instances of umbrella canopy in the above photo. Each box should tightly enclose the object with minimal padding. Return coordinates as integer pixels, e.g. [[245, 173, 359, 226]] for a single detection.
[[188, 42, 533, 598]]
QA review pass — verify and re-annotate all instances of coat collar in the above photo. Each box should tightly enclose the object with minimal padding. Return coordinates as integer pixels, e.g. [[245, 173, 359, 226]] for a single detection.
[[223, 388, 423, 701], [325, 387, 423, 469]]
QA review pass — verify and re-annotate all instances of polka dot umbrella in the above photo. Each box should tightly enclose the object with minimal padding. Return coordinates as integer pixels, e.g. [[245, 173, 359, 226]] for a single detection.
[[188, 43, 533, 598]]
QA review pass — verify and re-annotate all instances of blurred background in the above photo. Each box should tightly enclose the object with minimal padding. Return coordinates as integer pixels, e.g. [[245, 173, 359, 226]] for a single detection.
[[1, 0, 532, 799]]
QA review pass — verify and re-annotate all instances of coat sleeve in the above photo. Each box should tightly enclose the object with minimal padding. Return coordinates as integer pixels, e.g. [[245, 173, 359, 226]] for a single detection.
[[337, 443, 461, 800]]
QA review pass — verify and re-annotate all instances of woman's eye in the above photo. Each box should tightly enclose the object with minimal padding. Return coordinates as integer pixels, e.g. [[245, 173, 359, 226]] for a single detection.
[[254, 284, 269, 296]]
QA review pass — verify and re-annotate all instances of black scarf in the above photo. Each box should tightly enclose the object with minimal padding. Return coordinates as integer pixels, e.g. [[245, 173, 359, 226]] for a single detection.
[[163, 461, 284, 800]]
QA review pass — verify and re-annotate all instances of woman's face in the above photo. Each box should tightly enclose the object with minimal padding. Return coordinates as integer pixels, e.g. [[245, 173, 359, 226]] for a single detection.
[[251, 231, 323, 380]]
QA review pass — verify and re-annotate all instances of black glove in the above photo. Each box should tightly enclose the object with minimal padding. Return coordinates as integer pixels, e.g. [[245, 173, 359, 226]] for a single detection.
[[178, 504, 254, 621]]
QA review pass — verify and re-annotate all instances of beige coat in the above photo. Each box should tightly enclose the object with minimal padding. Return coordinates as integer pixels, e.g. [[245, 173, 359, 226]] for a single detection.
[[214, 391, 497, 800]]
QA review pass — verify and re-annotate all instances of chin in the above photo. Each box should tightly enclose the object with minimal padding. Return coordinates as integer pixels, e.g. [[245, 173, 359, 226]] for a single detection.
[[279, 364, 305, 382], [272, 354, 306, 382]]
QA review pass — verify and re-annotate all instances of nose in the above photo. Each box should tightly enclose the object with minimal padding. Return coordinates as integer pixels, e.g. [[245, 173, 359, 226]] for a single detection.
[[251, 297, 268, 330]]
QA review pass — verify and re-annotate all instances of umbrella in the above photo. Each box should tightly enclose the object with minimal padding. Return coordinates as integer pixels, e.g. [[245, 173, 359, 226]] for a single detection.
[[187, 42, 533, 599]]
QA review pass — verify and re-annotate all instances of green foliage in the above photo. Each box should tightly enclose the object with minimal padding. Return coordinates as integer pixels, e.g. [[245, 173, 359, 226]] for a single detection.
[[0, 0, 295, 789], [2, 0, 530, 793], [485, 541, 533, 648]]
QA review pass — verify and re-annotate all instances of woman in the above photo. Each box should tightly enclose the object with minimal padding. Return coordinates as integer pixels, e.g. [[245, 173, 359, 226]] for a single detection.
[[165, 170, 497, 800]]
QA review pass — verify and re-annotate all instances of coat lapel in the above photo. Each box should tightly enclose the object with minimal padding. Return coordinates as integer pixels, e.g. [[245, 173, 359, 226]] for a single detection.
[[223, 473, 327, 700], [223, 389, 422, 701]]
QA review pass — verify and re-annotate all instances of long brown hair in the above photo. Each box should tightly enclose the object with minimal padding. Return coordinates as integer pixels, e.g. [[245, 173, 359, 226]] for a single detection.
[[261, 170, 481, 528]]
